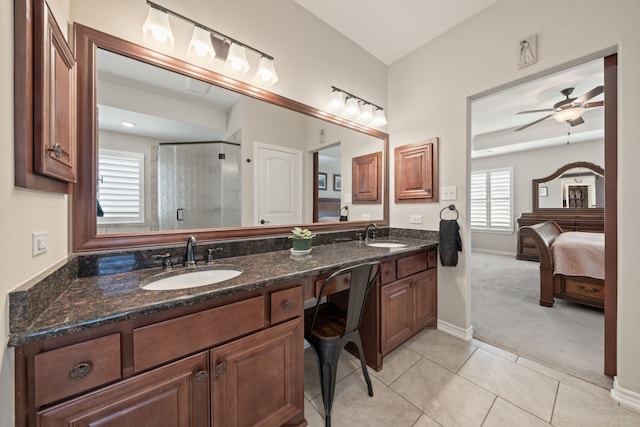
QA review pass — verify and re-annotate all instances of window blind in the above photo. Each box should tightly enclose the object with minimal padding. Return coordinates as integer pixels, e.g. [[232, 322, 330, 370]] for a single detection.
[[470, 167, 513, 232], [98, 149, 144, 223]]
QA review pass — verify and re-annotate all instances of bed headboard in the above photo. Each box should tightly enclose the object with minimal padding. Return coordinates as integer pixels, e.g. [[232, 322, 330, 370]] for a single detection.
[[519, 221, 562, 270], [317, 198, 341, 221]]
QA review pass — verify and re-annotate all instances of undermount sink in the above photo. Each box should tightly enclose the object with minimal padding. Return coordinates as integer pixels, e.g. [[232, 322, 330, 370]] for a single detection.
[[366, 241, 407, 248], [141, 265, 243, 291]]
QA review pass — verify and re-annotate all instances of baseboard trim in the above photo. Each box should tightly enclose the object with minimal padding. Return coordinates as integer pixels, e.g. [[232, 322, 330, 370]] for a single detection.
[[437, 320, 473, 342], [471, 248, 516, 257], [611, 377, 640, 413]]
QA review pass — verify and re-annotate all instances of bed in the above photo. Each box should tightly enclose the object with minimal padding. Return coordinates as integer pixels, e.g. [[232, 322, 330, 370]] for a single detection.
[[519, 221, 604, 308], [317, 198, 341, 222]]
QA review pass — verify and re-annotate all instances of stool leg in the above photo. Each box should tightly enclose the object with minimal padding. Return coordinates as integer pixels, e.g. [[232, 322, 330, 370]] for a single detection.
[[314, 343, 341, 425], [352, 334, 373, 397]]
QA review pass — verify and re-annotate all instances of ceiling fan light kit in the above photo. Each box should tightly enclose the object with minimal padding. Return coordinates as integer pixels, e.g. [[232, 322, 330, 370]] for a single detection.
[[514, 85, 604, 131], [554, 107, 584, 123]]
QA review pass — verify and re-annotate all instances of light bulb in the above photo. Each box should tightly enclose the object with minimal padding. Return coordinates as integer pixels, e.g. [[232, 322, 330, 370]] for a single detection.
[[328, 91, 345, 111], [345, 97, 360, 117], [360, 104, 374, 122], [142, 7, 174, 50]]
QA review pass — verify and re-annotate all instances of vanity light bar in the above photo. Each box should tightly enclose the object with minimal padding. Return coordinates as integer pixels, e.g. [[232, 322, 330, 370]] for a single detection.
[[144, 1, 278, 85], [329, 86, 387, 127]]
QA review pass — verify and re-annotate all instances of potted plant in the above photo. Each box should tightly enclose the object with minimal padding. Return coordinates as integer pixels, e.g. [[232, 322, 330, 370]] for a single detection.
[[288, 227, 315, 251]]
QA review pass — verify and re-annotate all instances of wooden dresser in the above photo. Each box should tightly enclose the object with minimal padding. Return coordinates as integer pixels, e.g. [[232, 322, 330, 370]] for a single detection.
[[516, 213, 604, 261]]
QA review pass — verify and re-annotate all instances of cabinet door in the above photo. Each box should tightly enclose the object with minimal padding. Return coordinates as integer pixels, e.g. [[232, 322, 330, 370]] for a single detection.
[[37, 352, 209, 427], [34, 1, 76, 183], [381, 278, 414, 355], [210, 318, 304, 427], [412, 269, 438, 331]]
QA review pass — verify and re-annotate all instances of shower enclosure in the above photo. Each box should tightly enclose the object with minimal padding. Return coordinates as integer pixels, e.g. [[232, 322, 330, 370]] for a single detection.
[[158, 141, 241, 230]]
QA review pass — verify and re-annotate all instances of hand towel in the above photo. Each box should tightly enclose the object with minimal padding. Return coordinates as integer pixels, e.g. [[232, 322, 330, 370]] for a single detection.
[[439, 219, 462, 266]]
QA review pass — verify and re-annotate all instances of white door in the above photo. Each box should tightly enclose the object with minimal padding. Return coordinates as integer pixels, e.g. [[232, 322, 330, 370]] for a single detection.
[[255, 143, 302, 226]]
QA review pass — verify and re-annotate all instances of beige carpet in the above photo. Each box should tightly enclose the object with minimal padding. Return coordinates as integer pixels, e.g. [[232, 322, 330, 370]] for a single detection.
[[471, 251, 612, 389]]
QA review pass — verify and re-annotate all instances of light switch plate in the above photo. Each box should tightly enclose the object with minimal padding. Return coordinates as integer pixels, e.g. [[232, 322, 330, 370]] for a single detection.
[[410, 215, 423, 224], [32, 232, 48, 256], [442, 185, 457, 201]]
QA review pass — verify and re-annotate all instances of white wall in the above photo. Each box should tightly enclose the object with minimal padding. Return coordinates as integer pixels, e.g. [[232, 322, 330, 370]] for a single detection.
[[1, 1, 71, 426], [471, 139, 604, 254], [388, 0, 640, 405]]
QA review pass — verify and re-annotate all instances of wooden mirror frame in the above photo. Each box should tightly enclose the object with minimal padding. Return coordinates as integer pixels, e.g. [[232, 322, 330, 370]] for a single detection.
[[532, 161, 604, 214], [72, 24, 389, 252]]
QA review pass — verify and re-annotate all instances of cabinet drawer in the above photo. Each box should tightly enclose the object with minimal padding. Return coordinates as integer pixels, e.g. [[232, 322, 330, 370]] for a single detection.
[[397, 252, 428, 278], [315, 273, 351, 297], [380, 260, 397, 284], [271, 286, 303, 324], [564, 279, 605, 301], [133, 296, 265, 373], [34, 334, 121, 407]]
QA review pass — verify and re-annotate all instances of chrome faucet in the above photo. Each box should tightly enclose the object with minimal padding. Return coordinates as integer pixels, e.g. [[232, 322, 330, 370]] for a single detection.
[[184, 235, 197, 267], [364, 223, 378, 242]]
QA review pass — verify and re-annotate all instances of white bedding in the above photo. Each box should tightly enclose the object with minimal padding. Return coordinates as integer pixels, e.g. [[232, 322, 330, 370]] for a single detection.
[[551, 231, 604, 280]]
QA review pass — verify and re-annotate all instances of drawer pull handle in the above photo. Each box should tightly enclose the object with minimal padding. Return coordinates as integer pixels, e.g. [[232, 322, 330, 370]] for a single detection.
[[283, 300, 293, 311], [194, 370, 209, 383], [387, 269, 394, 276], [215, 362, 227, 377], [68, 362, 92, 381], [577, 285, 600, 293]]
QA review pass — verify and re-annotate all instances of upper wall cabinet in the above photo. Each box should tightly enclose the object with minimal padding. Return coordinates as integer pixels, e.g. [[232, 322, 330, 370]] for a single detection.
[[352, 152, 382, 204], [15, 0, 77, 193], [394, 138, 439, 203]]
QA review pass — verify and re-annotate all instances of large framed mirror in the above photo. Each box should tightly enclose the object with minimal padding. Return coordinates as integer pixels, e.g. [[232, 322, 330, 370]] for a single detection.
[[72, 24, 389, 252], [532, 161, 604, 213]]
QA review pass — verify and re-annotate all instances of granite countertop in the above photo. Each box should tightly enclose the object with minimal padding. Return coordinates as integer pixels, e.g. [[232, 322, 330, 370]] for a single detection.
[[8, 237, 437, 346]]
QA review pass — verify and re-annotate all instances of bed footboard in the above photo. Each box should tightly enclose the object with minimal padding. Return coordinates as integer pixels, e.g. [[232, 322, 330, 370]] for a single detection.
[[520, 221, 604, 308], [519, 221, 562, 307]]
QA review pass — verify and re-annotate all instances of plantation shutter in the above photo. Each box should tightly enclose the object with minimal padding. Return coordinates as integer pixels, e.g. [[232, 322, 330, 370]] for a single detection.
[[470, 168, 513, 232], [98, 149, 144, 223]]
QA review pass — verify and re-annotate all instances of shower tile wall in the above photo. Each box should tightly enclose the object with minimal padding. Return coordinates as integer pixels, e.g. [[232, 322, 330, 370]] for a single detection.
[[158, 142, 241, 230]]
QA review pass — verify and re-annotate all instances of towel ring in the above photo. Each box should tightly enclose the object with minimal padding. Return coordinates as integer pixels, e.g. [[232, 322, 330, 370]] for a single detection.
[[440, 204, 459, 220]]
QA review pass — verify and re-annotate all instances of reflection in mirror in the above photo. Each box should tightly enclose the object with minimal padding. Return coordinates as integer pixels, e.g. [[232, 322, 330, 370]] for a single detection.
[[74, 24, 388, 251], [533, 162, 604, 212]]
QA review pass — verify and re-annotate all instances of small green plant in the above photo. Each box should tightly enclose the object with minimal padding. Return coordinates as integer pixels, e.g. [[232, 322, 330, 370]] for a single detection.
[[288, 227, 315, 239]]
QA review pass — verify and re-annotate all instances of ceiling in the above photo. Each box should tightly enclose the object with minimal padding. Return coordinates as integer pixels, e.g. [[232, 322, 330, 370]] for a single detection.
[[294, 0, 499, 65], [295, 1, 605, 158]]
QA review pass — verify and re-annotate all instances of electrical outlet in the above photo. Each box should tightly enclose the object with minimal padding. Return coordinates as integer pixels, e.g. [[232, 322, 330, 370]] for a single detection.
[[361, 213, 370, 220], [32, 232, 48, 256], [442, 185, 457, 201], [410, 214, 423, 224]]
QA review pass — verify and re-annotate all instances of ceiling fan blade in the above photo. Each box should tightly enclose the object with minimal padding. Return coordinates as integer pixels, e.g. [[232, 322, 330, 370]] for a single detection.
[[569, 116, 585, 127], [574, 85, 604, 104], [583, 100, 604, 109], [514, 113, 554, 131], [516, 108, 554, 115]]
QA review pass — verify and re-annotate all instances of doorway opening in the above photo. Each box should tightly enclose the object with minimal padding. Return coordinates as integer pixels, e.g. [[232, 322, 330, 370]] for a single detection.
[[468, 53, 617, 386]]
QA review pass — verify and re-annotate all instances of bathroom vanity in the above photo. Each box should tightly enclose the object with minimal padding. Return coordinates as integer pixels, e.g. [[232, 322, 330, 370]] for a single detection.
[[10, 237, 438, 427]]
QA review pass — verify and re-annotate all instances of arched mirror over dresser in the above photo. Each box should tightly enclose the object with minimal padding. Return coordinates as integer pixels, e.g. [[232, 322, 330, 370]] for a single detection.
[[516, 161, 605, 261]]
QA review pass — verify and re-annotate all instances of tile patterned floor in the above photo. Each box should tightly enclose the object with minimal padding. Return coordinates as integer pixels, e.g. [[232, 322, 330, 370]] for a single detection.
[[303, 329, 640, 427]]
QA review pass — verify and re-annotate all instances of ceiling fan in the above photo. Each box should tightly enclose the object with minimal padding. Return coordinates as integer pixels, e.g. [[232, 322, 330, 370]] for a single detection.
[[514, 86, 604, 131]]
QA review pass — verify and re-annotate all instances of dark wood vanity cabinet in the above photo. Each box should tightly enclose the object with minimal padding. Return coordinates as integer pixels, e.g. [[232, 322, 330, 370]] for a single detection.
[[38, 352, 210, 427], [17, 284, 305, 427], [380, 251, 437, 355]]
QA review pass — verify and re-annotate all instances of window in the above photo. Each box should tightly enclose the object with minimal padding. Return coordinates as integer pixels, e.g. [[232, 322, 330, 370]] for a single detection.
[[470, 167, 513, 232], [97, 149, 144, 224]]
